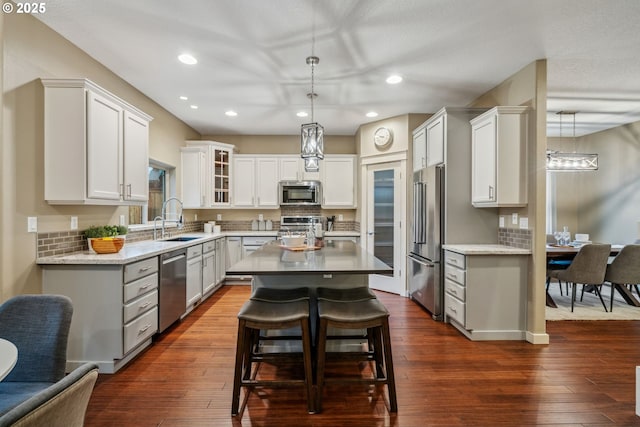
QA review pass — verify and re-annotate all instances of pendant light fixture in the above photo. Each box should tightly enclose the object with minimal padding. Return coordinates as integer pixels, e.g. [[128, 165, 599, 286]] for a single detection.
[[300, 54, 324, 166], [546, 111, 598, 172]]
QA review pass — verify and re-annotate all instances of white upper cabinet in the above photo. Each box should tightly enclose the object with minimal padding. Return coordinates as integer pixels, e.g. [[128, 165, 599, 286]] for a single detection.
[[426, 114, 445, 166], [471, 106, 528, 207], [42, 79, 152, 205], [412, 127, 427, 172], [321, 155, 357, 208], [278, 156, 320, 181], [232, 155, 279, 208], [180, 147, 207, 208], [184, 141, 235, 207]]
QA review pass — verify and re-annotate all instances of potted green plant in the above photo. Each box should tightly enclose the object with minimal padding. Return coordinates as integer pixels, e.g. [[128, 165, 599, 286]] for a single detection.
[[84, 225, 128, 253]]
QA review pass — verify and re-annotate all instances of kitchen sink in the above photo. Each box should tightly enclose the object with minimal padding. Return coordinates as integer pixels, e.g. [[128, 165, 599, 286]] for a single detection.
[[164, 236, 199, 242]]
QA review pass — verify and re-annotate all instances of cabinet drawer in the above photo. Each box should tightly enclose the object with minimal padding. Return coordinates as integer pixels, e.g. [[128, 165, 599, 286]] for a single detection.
[[203, 240, 216, 254], [444, 264, 465, 286], [444, 279, 466, 301], [187, 244, 203, 259], [124, 257, 158, 283], [124, 306, 158, 354], [445, 294, 465, 325], [123, 272, 158, 303], [123, 290, 158, 324], [444, 251, 466, 269]]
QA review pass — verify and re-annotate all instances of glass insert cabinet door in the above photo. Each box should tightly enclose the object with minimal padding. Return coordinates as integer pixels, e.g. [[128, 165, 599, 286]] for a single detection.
[[212, 148, 230, 204]]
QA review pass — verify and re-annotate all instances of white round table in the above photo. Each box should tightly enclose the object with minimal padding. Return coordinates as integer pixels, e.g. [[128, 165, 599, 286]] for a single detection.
[[0, 338, 18, 381]]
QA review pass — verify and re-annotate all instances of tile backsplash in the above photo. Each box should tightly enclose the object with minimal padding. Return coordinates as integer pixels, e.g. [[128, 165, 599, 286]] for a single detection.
[[498, 227, 532, 250]]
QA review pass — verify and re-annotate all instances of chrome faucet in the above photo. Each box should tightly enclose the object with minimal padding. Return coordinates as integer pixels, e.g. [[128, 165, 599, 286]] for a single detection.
[[154, 197, 184, 239]]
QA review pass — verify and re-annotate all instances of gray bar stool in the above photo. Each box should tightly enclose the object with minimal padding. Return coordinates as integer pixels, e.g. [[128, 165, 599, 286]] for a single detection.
[[231, 296, 315, 416], [315, 296, 397, 413]]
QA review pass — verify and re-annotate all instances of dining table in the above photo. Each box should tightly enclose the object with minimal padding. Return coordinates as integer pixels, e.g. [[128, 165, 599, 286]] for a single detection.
[[0, 338, 18, 381], [545, 244, 633, 308]]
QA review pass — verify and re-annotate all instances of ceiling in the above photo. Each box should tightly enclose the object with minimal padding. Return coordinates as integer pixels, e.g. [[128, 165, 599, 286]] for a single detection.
[[24, 0, 640, 137]]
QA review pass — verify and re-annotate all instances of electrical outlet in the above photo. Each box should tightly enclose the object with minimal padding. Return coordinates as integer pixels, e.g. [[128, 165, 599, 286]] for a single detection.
[[519, 217, 529, 229], [27, 216, 37, 233], [194, 214, 198, 221], [499, 216, 505, 228], [258, 214, 264, 221], [119, 215, 126, 226], [217, 214, 222, 221], [511, 213, 518, 225], [338, 214, 343, 221], [70, 216, 78, 230]]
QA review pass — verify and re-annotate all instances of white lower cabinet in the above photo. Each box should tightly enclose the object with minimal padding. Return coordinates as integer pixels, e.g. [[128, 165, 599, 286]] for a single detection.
[[42, 256, 159, 373], [202, 240, 217, 296], [186, 244, 203, 310], [444, 250, 527, 341]]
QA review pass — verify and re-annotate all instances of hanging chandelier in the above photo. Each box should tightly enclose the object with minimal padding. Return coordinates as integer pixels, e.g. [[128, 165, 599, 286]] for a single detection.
[[546, 111, 598, 172], [300, 55, 324, 166]]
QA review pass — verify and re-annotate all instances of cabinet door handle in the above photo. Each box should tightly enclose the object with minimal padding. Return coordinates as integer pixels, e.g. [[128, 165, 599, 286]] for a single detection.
[[489, 185, 494, 199], [127, 184, 132, 198]]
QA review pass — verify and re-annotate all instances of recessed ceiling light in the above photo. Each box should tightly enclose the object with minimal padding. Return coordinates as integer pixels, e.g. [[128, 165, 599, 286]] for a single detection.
[[178, 53, 198, 65], [179, 96, 188, 100], [297, 111, 309, 118], [225, 110, 238, 117], [386, 75, 403, 84], [190, 105, 198, 109], [366, 111, 379, 118]]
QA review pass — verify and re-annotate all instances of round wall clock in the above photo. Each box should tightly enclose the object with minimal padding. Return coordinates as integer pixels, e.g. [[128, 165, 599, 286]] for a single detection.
[[373, 127, 393, 148]]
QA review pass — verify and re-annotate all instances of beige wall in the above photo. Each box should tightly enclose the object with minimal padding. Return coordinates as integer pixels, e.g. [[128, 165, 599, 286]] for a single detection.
[[1, 12, 199, 300], [550, 122, 640, 244], [469, 60, 549, 344], [202, 134, 356, 155]]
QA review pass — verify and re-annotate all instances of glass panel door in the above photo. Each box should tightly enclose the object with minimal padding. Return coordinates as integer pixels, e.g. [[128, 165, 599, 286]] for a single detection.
[[373, 169, 394, 267]]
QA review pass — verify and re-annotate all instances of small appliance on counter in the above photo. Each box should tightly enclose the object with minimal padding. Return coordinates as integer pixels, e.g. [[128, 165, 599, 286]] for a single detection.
[[279, 215, 324, 241]]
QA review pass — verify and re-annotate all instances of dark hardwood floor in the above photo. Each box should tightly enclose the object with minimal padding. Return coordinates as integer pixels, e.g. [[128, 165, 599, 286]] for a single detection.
[[84, 286, 640, 426]]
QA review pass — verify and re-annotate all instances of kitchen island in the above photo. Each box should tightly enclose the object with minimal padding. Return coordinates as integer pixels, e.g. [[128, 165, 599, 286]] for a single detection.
[[226, 239, 392, 288]]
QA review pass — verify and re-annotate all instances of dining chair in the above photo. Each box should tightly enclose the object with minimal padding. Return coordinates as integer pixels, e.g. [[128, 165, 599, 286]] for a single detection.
[[0, 295, 73, 416], [546, 234, 571, 296], [604, 245, 640, 311], [0, 362, 98, 427], [547, 244, 611, 312]]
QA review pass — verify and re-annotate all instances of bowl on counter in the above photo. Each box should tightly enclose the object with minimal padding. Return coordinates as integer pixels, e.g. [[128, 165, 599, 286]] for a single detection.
[[90, 237, 125, 254], [281, 235, 306, 248]]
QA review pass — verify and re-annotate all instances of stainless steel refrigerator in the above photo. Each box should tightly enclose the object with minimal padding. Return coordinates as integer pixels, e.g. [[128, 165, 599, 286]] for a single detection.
[[408, 164, 444, 320]]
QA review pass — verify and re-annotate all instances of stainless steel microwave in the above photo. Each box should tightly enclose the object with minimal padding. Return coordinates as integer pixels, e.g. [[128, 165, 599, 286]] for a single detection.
[[279, 181, 322, 206]]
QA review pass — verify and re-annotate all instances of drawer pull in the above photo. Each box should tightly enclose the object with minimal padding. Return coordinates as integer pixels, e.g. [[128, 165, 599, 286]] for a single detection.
[[138, 324, 151, 334], [448, 306, 457, 313], [139, 284, 151, 290], [447, 289, 458, 297], [139, 266, 151, 272], [140, 302, 152, 309], [447, 272, 457, 279]]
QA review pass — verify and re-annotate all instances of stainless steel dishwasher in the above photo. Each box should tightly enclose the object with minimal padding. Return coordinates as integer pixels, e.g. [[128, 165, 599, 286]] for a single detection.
[[158, 248, 187, 333]]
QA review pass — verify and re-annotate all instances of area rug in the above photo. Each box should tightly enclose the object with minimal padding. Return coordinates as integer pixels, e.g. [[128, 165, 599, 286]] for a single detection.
[[545, 282, 640, 320]]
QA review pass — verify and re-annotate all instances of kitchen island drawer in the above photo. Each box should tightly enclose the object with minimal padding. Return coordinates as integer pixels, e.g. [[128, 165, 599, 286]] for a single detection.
[[444, 264, 465, 286], [445, 294, 465, 325], [444, 278, 466, 301], [123, 290, 158, 323], [124, 306, 158, 354], [124, 257, 158, 283], [444, 251, 465, 269], [124, 272, 158, 303]]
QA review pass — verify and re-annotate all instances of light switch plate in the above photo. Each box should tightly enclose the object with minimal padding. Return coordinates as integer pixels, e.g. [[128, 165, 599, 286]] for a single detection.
[[119, 215, 126, 226], [511, 213, 518, 225], [258, 214, 264, 221], [27, 216, 37, 233], [70, 216, 78, 230], [338, 214, 344, 221], [519, 217, 529, 229], [217, 214, 222, 221], [499, 216, 505, 228]]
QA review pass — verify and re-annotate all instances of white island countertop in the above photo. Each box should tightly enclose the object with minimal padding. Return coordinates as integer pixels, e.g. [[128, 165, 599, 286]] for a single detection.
[[442, 244, 531, 255]]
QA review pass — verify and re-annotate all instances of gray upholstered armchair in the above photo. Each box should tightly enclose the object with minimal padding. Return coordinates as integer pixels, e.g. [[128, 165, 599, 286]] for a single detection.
[[0, 362, 98, 427], [0, 295, 73, 416]]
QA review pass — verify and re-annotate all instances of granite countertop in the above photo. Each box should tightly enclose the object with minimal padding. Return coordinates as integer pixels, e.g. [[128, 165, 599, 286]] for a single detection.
[[226, 240, 391, 276], [442, 244, 531, 255], [37, 232, 226, 265]]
